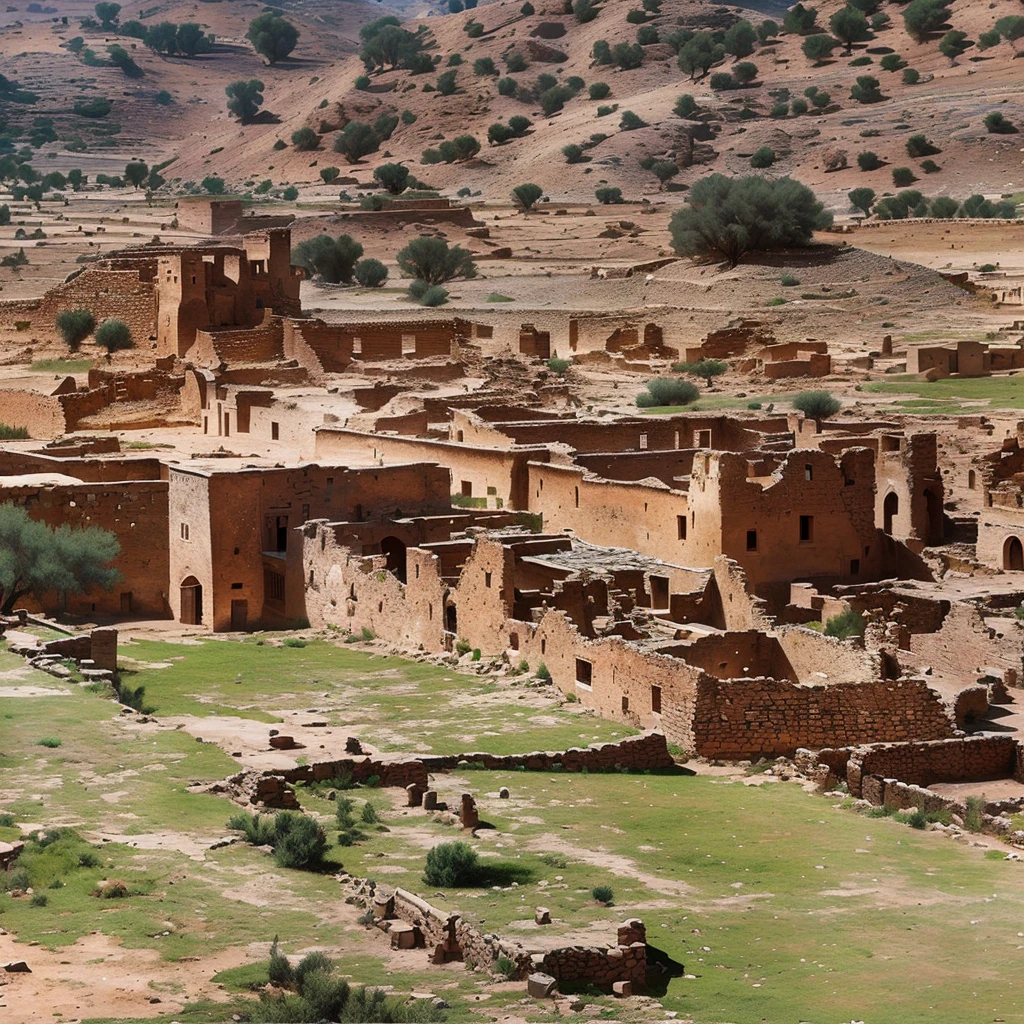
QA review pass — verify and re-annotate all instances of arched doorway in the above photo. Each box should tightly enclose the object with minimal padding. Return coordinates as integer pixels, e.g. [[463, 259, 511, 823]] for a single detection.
[[180, 576, 203, 624], [924, 489, 943, 544], [380, 536, 407, 583], [1005, 536, 1024, 571], [883, 492, 899, 535], [445, 602, 457, 635]]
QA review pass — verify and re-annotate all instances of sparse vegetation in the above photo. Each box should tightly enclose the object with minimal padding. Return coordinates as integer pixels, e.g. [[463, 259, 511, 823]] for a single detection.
[[792, 390, 841, 421]]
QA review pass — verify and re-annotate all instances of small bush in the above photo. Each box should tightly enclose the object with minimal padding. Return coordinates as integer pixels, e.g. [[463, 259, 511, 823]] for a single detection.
[[30, 893, 48, 907], [793, 389, 840, 420], [780, 273, 800, 287], [635, 378, 699, 408], [37, 737, 62, 748], [750, 146, 775, 169], [495, 956, 517, 979], [268, 936, 294, 987], [857, 150, 882, 171], [595, 187, 623, 204], [353, 259, 388, 287], [424, 841, 479, 887], [964, 796, 985, 833], [823, 608, 865, 640], [547, 357, 571, 374], [589, 82, 610, 100], [592, 885, 614, 905], [95, 318, 133, 354]]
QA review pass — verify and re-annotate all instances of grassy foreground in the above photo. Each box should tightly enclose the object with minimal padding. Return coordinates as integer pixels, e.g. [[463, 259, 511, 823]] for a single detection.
[[3, 637, 1024, 1024]]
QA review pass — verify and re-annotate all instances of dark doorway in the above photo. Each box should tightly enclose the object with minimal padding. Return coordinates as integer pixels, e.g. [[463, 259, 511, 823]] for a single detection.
[[231, 599, 248, 631], [883, 492, 899, 535], [924, 489, 943, 544], [1005, 536, 1024, 571], [180, 576, 203, 625], [380, 536, 407, 583], [445, 603, 457, 634]]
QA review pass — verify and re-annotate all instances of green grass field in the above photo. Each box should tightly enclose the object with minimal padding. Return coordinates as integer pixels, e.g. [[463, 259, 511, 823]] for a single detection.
[[29, 357, 94, 373], [4, 637, 1024, 1024], [863, 374, 1024, 413]]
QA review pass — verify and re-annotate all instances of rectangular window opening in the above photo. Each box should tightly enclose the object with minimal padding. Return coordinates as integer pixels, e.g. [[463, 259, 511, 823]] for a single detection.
[[575, 658, 593, 688], [746, 529, 757, 551], [651, 685, 662, 714], [800, 515, 813, 543]]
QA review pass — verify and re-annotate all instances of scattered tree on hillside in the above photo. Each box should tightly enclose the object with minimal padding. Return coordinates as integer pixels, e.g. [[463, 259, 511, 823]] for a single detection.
[[668, 174, 832, 267], [750, 146, 775, 168], [906, 134, 939, 158], [95, 318, 133, 355], [94, 2, 120, 29], [902, 0, 951, 42], [334, 122, 380, 162], [984, 111, 1017, 134], [396, 236, 476, 285], [783, 3, 818, 35], [107, 44, 142, 77], [360, 22, 426, 72], [995, 15, 1024, 49], [674, 93, 698, 118], [512, 183, 543, 211], [247, 13, 298, 64], [595, 187, 623, 204], [202, 175, 226, 194], [0, 502, 121, 615], [723, 19, 756, 58], [829, 7, 870, 51], [373, 163, 409, 194], [651, 160, 679, 185], [848, 186, 876, 216], [124, 161, 148, 189], [802, 33, 837, 64], [678, 32, 724, 79], [938, 29, 970, 62], [292, 234, 364, 283], [849, 75, 884, 103], [55, 309, 95, 351], [291, 127, 320, 151], [225, 79, 264, 123], [857, 150, 882, 170], [176, 23, 214, 56]]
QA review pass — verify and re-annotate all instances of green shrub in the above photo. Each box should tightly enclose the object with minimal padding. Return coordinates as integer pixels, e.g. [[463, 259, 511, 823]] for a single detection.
[[595, 186, 623, 204], [592, 885, 614, 904], [353, 259, 388, 287], [291, 127, 320, 150], [792, 389, 841, 420], [268, 936, 294, 987], [30, 892, 48, 907], [780, 273, 800, 287], [424, 841, 479, 886], [273, 812, 328, 869], [37, 737, 62, 748], [547, 357, 571, 374], [73, 97, 112, 118], [892, 166, 916, 187], [823, 608, 865, 640], [536, 662, 552, 681], [750, 146, 775, 169], [903, 67, 920, 84], [964, 796, 985, 832], [55, 309, 95, 351], [857, 150, 882, 171], [495, 956, 517, 979], [498, 76, 516, 96], [588, 82, 610, 100], [635, 378, 699, 408]]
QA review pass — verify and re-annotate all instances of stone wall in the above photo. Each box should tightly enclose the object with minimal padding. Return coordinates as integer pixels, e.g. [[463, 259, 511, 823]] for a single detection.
[[40, 626, 118, 672], [350, 878, 647, 990], [692, 675, 953, 759]]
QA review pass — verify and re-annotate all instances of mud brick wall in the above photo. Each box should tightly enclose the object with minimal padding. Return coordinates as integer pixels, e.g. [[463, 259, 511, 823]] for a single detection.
[[763, 354, 831, 379], [282, 318, 353, 374], [0, 390, 67, 437], [847, 736, 1018, 796], [190, 322, 284, 366], [0, 450, 163, 482], [42, 627, 118, 672], [0, 270, 157, 344], [910, 601, 1023, 682], [692, 676, 954, 759], [0, 480, 169, 617]]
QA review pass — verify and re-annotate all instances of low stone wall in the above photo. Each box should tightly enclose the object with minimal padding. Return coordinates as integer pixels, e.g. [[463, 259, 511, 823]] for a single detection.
[[220, 733, 674, 810], [350, 878, 647, 990], [418, 732, 675, 774]]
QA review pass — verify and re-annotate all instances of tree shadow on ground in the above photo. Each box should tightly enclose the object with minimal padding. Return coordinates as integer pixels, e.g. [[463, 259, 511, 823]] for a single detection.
[[644, 944, 687, 996]]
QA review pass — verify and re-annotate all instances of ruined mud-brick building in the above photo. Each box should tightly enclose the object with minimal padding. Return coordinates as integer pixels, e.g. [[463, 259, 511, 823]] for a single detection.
[[297, 515, 1002, 758], [315, 409, 945, 610]]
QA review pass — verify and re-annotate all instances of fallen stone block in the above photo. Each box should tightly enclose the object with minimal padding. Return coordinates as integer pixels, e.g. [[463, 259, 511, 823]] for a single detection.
[[612, 981, 632, 998], [527, 972, 557, 998], [535, 906, 551, 925], [3, 961, 31, 973]]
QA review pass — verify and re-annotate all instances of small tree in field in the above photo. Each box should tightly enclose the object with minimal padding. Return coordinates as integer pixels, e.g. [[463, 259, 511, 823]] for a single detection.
[[334, 122, 379, 163], [225, 79, 264, 123], [793, 390, 841, 421], [824, 608, 865, 640], [95, 2, 120, 29], [512, 183, 543, 211], [673, 358, 728, 387], [124, 161, 148, 189], [397, 236, 476, 284], [55, 309, 95, 351], [848, 187, 875, 216], [595, 187, 623, 204], [802, 34, 837, 64], [95, 319, 133, 355]]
